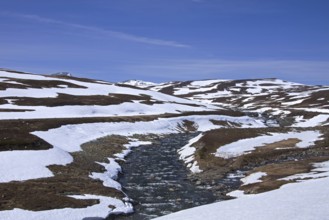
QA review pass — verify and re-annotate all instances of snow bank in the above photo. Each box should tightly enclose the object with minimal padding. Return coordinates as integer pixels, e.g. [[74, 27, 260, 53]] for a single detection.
[[178, 134, 203, 173]]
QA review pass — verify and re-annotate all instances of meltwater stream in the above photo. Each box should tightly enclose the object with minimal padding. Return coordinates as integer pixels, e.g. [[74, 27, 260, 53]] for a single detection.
[[108, 133, 218, 220]]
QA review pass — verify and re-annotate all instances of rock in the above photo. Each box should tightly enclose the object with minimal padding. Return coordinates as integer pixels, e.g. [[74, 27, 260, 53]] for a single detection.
[[196, 180, 202, 185]]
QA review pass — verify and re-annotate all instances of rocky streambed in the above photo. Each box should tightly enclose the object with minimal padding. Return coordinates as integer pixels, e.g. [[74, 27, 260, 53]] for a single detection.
[[107, 133, 240, 220]]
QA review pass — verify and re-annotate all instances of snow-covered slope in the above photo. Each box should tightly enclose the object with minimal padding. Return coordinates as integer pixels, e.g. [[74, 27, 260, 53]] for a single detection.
[[121, 78, 329, 127], [1, 70, 328, 220], [0, 70, 224, 120]]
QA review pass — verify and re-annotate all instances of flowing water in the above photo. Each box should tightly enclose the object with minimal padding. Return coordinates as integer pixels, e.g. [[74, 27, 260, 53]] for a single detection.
[[107, 133, 219, 220]]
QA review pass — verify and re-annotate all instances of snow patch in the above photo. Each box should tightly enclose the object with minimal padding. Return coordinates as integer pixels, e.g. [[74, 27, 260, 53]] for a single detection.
[[0, 147, 72, 183], [215, 131, 323, 159], [292, 114, 329, 127], [178, 134, 204, 173], [90, 158, 122, 190], [241, 172, 267, 186]]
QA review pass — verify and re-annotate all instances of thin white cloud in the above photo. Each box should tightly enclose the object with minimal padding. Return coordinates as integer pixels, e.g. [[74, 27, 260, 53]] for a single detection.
[[122, 59, 329, 85], [1, 12, 190, 48]]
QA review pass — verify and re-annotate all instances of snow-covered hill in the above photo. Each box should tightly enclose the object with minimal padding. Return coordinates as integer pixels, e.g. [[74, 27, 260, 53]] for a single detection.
[[120, 78, 329, 127], [1, 70, 328, 220], [0, 70, 225, 120]]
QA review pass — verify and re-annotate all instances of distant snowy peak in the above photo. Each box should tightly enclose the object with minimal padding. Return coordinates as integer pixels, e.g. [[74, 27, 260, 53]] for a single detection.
[[119, 79, 159, 88]]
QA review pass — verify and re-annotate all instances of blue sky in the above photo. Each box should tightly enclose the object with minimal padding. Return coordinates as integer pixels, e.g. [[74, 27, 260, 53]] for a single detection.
[[0, 0, 328, 84]]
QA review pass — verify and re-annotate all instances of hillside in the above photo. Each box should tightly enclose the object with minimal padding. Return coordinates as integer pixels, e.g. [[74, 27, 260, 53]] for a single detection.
[[0, 70, 328, 220], [119, 78, 329, 127]]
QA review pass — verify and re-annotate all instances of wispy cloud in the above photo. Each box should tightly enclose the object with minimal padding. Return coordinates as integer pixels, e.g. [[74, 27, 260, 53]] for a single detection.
[[0, 11, 190, 48], [122, 59, 329, 85]]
